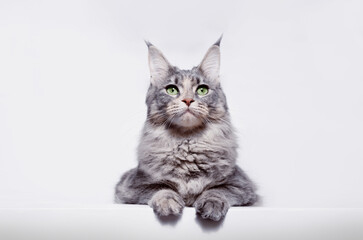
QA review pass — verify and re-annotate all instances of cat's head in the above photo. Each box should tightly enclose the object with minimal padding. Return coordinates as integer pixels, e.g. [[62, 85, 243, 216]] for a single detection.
[[145, 38, 229, 133]]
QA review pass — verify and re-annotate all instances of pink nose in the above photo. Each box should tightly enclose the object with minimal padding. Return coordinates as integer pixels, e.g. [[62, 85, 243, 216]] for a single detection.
[[182, 98, 194, 106]]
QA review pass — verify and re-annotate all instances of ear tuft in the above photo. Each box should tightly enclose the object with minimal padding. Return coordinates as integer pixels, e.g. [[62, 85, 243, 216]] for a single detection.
[[213, 34, 223, 47], [144, 40, 153, 48]]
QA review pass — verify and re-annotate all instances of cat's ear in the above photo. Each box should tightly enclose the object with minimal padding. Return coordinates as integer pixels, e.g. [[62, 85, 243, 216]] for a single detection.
[[146, 41, 172, 85], [198, 37, 222, 82]]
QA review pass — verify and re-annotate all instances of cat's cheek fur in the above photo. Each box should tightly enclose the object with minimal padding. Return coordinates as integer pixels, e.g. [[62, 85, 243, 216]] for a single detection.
[[148, 189, 185, 216]]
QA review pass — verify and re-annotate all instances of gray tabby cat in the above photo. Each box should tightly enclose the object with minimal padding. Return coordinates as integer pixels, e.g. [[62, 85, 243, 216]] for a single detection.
[[115, 38, 258, 221]]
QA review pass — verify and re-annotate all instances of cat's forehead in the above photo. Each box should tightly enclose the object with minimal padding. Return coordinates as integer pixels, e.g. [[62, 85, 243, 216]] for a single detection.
[[169, 69, 206, 86]]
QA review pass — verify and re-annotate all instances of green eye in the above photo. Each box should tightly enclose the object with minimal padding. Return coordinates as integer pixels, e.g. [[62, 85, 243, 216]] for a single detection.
[[197, 85, 209, 96], [166, 85, 179, 95]]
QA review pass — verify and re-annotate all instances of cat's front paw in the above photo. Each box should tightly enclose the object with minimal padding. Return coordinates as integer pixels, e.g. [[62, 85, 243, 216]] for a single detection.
[[148, 189, 185, 216], [194, 194, 230, 221]]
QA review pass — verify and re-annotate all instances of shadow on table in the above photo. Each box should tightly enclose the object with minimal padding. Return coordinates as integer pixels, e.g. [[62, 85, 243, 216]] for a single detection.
[[153, 209, 225, 231], [195, 215, 225, 232], [155, 214, 182, 226]]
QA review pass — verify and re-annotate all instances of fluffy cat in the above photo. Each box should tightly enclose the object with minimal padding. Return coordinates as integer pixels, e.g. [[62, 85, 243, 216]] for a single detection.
[[115, 38, 258, 221]]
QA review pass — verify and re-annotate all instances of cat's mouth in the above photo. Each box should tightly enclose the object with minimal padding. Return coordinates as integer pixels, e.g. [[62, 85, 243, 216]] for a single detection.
[[170, 108, 203, 128], [183, 109, 203, 120], [184, 108, 196, 116]]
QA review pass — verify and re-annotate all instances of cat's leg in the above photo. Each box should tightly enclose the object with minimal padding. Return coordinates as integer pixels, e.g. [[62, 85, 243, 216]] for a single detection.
[[194, 166, 258, 221], [115, 168, 184, 216]]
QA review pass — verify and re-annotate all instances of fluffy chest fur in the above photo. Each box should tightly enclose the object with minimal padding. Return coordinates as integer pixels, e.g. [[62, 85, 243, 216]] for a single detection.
[[138, 123, 238, 201]]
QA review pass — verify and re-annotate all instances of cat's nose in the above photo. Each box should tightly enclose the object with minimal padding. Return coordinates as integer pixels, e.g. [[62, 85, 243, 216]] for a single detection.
[[182, 98, 195, 107]]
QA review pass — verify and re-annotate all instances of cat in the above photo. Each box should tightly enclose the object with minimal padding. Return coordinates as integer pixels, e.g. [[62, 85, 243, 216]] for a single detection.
[[114, 38, 258, 221]]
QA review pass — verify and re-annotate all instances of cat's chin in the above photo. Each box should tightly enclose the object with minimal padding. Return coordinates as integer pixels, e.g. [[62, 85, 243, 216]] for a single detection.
[[172, 111, 204, 129]]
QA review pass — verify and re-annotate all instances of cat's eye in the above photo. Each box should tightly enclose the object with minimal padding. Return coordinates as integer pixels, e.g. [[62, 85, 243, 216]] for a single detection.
[[166, 85, 179, 95], [196, 85, 209, 96]]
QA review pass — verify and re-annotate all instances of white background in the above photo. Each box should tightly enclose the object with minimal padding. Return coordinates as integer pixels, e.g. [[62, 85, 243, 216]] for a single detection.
[[1, 0, 363, 208]]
